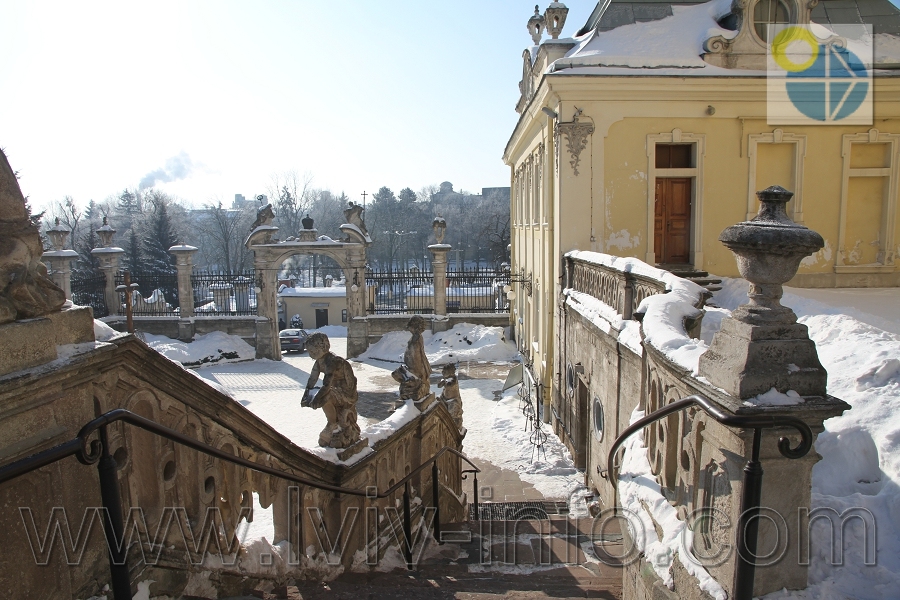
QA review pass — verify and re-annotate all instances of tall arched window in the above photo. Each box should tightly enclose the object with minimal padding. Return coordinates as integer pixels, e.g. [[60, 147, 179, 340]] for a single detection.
[[754, 0, 790, 42]]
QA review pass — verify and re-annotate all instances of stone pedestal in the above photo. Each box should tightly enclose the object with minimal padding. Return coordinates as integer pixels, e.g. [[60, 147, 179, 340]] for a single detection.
[[429, 244, 451, 316], [43, 250, 79, 299], [92, 247, 124, 316], [297, 228, 318, 242], [337, 436, 369, 461]]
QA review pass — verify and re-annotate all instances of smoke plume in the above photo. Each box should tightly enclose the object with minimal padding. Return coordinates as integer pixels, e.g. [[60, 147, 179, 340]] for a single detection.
[[139, 152, 195, 190]]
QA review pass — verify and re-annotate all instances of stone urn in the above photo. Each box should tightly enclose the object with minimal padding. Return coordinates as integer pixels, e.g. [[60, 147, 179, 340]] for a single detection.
[[719, 186, 824, 325], [698, 186, 828, 399]]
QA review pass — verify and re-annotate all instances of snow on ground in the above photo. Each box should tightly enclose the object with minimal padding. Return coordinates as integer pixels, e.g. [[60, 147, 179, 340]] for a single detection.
[[143, 331, 256, 367], [706, 279, 900, 600], [460, 381, 584, 501], [359, 322, 519, 365]]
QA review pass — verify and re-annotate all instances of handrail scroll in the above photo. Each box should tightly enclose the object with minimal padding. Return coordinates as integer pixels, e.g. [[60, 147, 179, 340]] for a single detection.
[[604, 394, 813, 600]]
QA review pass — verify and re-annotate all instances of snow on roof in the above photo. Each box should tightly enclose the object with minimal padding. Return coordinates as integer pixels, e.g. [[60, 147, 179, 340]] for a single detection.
[[553, 0, 900, 75], [279, 286, 347, 298], [556, 0, 735, 70]]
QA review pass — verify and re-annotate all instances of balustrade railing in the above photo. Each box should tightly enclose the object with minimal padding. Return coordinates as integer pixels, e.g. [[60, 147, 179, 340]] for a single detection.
[[0, 408, 478, 600], [565, 255, 667, 320]]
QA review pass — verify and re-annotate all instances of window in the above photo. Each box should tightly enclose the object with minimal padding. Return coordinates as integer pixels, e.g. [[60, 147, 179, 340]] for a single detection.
[[754, 0, 790, 42], [655, 144, 693, 169]]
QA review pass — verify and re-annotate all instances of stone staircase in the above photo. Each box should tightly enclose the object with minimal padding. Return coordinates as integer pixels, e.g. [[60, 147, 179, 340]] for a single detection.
[[659, 264, 723, 293], [217, 512, 624, 599]]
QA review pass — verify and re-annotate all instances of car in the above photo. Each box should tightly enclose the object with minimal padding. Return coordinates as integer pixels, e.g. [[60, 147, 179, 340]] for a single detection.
[[279, 328, 308, 353]]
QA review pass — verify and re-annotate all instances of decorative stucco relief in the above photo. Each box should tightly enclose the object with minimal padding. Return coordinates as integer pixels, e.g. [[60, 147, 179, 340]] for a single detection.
[[555, 118, 594, 176]]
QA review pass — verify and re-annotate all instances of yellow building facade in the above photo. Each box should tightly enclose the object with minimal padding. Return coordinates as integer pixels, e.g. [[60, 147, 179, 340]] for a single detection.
[[504, 0, 900, 415]]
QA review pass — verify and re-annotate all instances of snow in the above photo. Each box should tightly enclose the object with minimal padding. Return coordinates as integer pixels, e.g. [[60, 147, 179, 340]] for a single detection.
[[703, 279, 900, 600], [566, 251, 707, 372], [359, 323, 519, 365], [143, 331, 256, 367], [555, 0, 735, 71], [743, 387, 803, 407], [279, 286, 346, 298], [93, 319, 119, 341]]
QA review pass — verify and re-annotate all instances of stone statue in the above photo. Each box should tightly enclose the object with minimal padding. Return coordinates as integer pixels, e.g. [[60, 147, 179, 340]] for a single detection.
[[438, 363, 463, 429], [391, 364, 422, 402], [402, 315, 431, 399], [251, 203, 275, 230], [343, 201, 368, 236], [0, 149, 66, 324], [301, 333, 362, 448], [432, 216, 447, 244]]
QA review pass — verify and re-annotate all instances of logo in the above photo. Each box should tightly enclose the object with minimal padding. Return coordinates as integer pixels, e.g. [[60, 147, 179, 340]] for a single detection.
[[767, 24, 873, 125]]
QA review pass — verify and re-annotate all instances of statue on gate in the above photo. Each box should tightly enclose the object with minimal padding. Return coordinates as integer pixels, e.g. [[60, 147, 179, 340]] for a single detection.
[[301, 333, 361, 448], [343, 201, 368, 236]]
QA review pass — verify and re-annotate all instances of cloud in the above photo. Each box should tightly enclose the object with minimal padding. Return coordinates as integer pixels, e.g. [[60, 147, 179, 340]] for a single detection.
[[139, 151, 195, 190]]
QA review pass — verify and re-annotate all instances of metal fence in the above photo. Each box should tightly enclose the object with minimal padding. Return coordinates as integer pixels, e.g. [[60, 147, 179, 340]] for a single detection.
[[365, 267, 509, 315], [116, 270, 179, 316], [446, 267, 509, 313], [190, 270, 257, 316], [366, 268, 435, 314], [70, 271, 108, 318]]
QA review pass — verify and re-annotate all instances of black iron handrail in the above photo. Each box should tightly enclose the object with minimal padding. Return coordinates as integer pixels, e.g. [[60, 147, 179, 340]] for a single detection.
[[0, 407, 479, 599], [603, 394, 813, 600]]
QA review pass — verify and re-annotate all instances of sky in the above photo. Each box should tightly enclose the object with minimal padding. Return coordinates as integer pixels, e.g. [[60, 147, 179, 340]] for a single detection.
[[0, 1, 595, 212]]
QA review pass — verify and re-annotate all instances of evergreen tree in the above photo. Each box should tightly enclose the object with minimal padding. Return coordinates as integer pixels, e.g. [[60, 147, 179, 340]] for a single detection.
[[141, 192, 178, 274]]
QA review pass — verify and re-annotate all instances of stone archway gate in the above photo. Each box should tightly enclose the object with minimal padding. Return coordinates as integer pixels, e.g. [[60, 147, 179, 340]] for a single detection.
[[247, 219, 370, 359]]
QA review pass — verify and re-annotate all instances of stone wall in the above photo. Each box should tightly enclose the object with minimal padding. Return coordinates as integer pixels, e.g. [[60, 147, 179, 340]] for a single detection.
[[102, 315, 261, 346], [364, 313, 511, 346], [0, 323, 465, 598]]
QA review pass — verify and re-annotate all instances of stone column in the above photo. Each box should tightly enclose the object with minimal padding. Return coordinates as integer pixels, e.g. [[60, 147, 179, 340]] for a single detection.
[[91, 218, 124, 316], [43, 219, 78, 299], [345, 246, 369, 358], [697, 186, 849, 596], [254, 264, 280, 360], [429, 244, 451, 316], [168, 244, 198, 318]]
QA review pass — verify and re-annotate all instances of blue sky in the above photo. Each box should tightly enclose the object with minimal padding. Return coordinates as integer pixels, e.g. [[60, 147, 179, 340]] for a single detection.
[[0, 1, 595, 210], [3, 1, 897, 211]]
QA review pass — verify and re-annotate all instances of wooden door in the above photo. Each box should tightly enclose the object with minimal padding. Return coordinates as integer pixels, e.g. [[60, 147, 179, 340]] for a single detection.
[[654, 178, 692, 264], [315, 308, 329, 328]]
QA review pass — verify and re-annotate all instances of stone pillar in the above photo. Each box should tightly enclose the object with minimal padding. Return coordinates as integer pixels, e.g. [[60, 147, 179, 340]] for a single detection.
[[697, 186, 849, 596], [254, 265, 280, 360], [43, 219, 78, 299], [429, 244, 451, 316], [91, 219, 124, 316], [168, 244, 198, 318], [346, 247, 369, 358]]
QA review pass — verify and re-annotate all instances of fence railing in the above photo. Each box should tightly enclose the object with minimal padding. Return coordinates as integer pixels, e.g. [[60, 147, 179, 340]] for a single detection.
[[366, 267, 510, 315], [446, 267, 510, 313], [366, 269, 435, 314], [70, 271, 108, 318], [190, 270, 256, 316], [115, 270, 179, 316]]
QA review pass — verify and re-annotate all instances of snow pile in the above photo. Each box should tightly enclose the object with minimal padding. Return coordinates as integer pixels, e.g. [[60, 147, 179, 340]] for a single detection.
[[704, 279, 900, 600], [363, 399, 420, 446], [93, 319, 119, 341], [618, 408, 727, 600], [555, 0, 735, 70], [144, 331, 255, 367], [360, 323, 518, 365], [566, 251, 708, 371]]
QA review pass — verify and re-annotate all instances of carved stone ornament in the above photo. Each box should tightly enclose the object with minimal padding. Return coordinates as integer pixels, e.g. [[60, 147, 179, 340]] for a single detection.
[[702, 0, 823, 70], [0, 149, 66, 324], [544, 2, 569, 40], [555, 116, 594, 176], [527, 5, 545, 45], [432, 215, 447, 244]]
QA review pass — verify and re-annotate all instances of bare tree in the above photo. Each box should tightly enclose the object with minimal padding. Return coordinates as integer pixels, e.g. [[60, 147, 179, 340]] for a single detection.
[[266, 170, 314, 238], [196, 200, 255, 273], [44, 196, 82, 249]]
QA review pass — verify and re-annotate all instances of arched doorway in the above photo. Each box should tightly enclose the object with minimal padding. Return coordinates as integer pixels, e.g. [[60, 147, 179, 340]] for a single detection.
[[247, 218, 371, 359]]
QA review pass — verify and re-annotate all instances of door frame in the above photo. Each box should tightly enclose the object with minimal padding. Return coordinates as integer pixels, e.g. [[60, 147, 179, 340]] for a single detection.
[[645, 129, 706, 268]]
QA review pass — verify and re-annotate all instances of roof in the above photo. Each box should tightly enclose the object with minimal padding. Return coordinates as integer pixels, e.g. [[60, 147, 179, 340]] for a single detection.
[[576, 0, 900, 35], [279, 286, 347, 298]]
